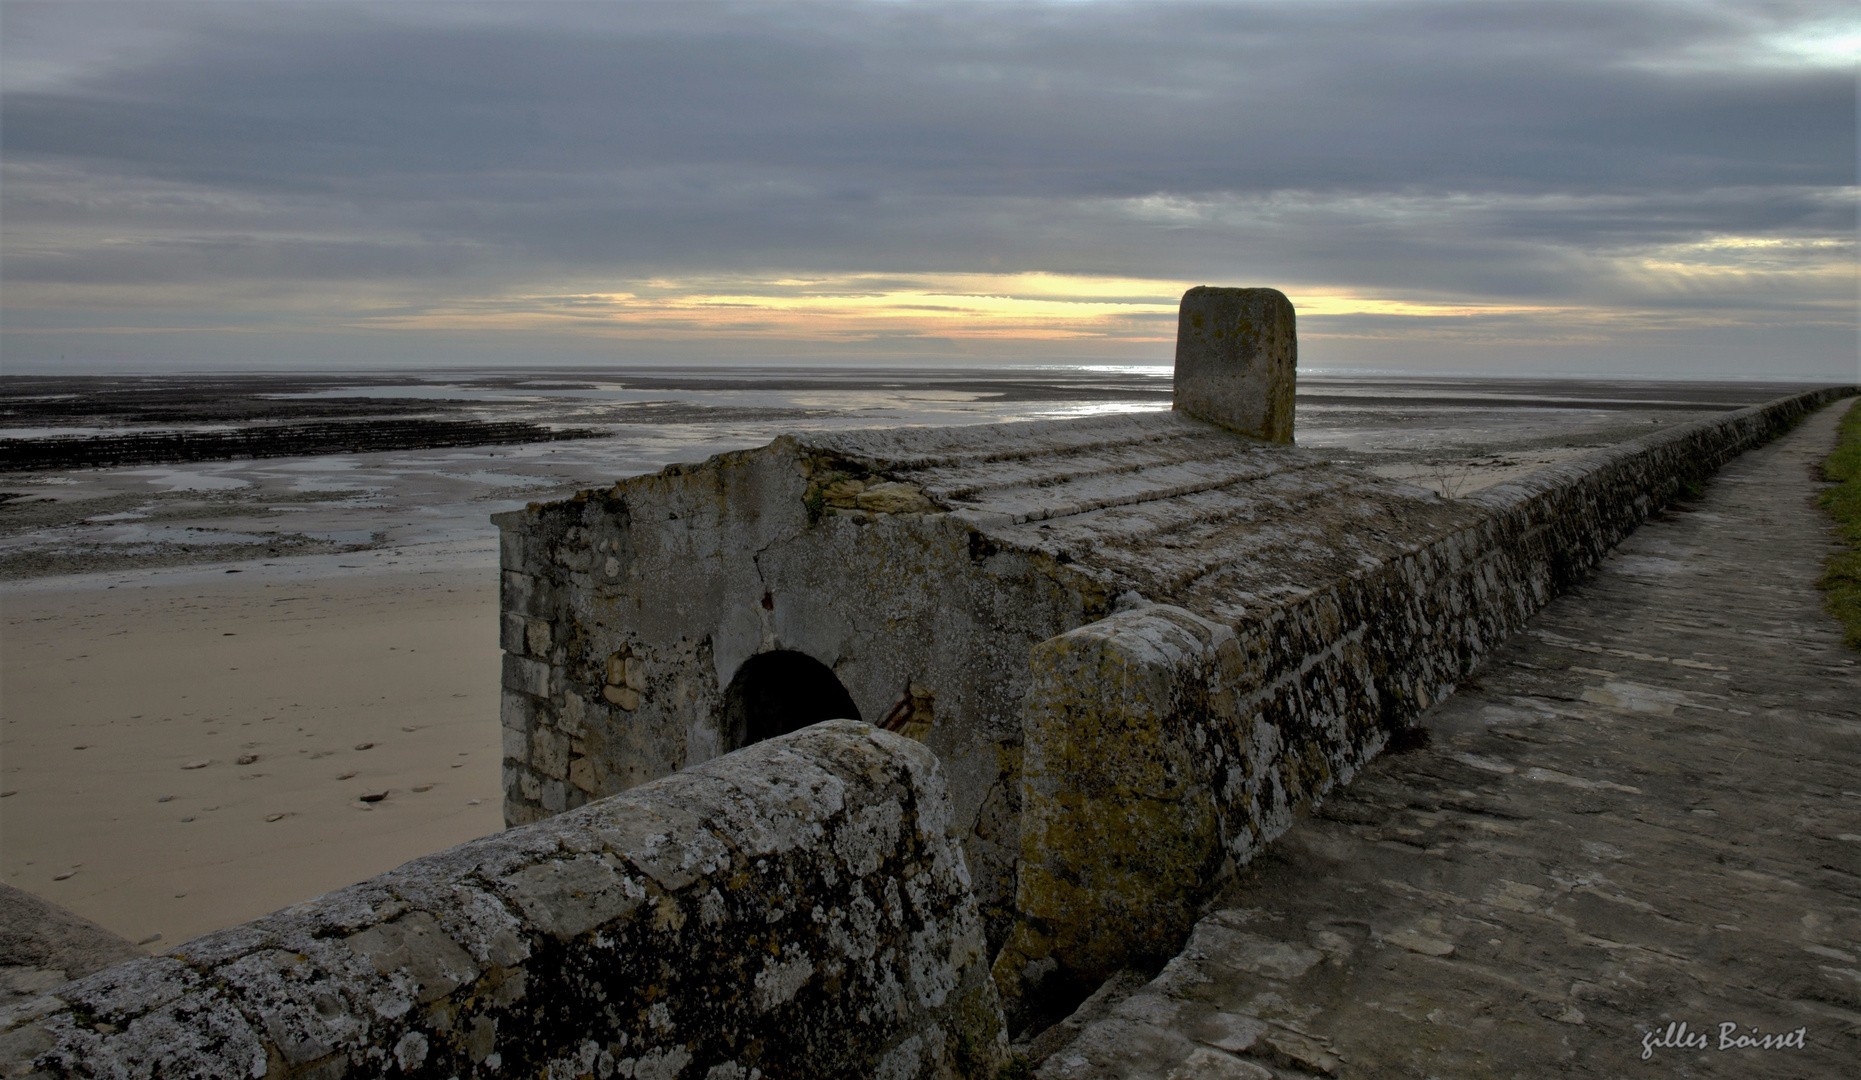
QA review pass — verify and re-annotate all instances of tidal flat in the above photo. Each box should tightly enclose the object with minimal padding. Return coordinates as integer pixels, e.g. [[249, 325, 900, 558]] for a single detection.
[[0, 368, 1821, 946]]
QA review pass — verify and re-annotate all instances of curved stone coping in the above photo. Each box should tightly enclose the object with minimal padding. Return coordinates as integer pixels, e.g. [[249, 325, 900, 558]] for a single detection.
[[0, 721, 1007, 1080]]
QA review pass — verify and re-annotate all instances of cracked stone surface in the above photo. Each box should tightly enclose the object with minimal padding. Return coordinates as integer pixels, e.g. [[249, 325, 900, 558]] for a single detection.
[[1037, 401, 1861, 1078]]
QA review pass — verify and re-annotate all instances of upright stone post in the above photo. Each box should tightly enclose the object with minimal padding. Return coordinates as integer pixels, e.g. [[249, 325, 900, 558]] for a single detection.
[[1173, 286, 1297, 443]]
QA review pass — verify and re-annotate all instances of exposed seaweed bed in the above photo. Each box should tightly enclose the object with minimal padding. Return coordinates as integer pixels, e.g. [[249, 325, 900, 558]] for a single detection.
[[0, 420, 599, 471]]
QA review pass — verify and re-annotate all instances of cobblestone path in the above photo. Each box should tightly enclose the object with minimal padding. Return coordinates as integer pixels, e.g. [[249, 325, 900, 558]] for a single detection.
[[1036, 400, 1861, 1079]]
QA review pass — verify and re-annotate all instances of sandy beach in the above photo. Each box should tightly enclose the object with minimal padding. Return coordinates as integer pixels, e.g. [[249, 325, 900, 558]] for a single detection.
[[0, 567, 503, 947]]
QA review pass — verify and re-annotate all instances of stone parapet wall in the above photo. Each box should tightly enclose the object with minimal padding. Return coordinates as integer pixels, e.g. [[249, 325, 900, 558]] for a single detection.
[[1, 721, 1007, 1080], [993, 386, 1856, 1009]]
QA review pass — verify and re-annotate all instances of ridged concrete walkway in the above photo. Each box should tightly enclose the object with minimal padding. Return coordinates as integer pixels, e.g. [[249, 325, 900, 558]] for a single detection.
[[1037, 400, 1861, 1079]]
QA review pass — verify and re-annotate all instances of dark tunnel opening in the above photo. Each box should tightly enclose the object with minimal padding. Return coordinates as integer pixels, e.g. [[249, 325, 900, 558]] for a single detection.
[[722, 650, 862, 750]]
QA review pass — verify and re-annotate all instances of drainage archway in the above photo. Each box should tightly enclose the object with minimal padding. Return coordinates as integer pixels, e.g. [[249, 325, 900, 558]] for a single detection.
[[722, 650, 862, 750]]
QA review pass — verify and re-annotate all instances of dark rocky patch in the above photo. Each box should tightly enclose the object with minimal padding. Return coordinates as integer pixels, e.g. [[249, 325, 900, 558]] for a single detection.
[[1, 420, 600, 471]]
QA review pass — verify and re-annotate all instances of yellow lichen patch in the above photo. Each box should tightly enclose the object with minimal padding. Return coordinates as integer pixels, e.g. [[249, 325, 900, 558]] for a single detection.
[[855, 482, 935, 515], [822, 477, 867, 506]]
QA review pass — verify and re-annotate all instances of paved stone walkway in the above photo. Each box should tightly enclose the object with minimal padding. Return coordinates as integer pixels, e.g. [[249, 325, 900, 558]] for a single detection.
[[1036, 401, 1861, 1079]]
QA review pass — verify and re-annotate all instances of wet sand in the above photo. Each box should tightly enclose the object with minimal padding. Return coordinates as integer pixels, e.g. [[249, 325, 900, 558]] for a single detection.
[[0, 567, 502, 946]]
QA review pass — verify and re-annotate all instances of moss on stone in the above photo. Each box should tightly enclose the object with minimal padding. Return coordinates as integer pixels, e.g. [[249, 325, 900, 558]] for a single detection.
[[1818, 396, 1861, 650]]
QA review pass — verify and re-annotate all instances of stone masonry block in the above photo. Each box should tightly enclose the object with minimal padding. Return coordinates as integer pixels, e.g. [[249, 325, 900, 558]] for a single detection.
[[345, 912, 480, 1006], [495, 515, 527, 571], [1173, 287, 1296, 444], [500, 612, 528, 656], [499, 689, 534, 732], [504, 798, 546, 828], [501, 725, 528, 766], [997, 604, 1234, 1012], [524, 618, 551, 656], [502, 653, 551, 700], [499, 569, 555, 618], [530, 725, 570, 781], [568, 755, 602, 793], [558, 692, 588, 737]]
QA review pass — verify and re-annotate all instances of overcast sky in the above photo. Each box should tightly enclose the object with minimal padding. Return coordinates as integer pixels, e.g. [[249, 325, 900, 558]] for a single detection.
[[2, 0, 1855, 376]]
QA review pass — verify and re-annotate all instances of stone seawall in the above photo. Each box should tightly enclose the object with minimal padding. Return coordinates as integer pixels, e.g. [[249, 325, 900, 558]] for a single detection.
[[1, 722, 1006, 1080], [9, 387, 1851, 1078], [993, 386, 1856, 1008]]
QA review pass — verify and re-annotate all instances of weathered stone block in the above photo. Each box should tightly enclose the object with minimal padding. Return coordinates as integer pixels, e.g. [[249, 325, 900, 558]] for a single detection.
[[496, 516, 527, 572], [568, 754, 601, 793], [504, 799, 547, 828], [1172, 286, 1296, 443], [499, 611, 528, 655], [583, 798, 728, 893], [498, 853, 645, 941], [995, 606, 1232, 1001], [530, 726, 569, 780], [498, 569, 555, 619], [523, 617, 550, 656], [558, 691, 589, 736], [501, 653, 550, 700], [500, 725, 528, 766], [498, 689, 533, 732], [345, 912, 480, 1005]]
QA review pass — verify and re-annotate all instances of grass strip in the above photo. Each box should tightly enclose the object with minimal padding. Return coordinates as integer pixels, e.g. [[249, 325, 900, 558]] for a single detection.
[[1820, 396, 1861, 650]]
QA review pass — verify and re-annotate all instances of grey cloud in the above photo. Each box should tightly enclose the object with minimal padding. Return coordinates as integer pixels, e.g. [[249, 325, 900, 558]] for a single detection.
[[2, 234, 484, 285], [0, 0, 1853, 371], [7, 2, 1850, 198]]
